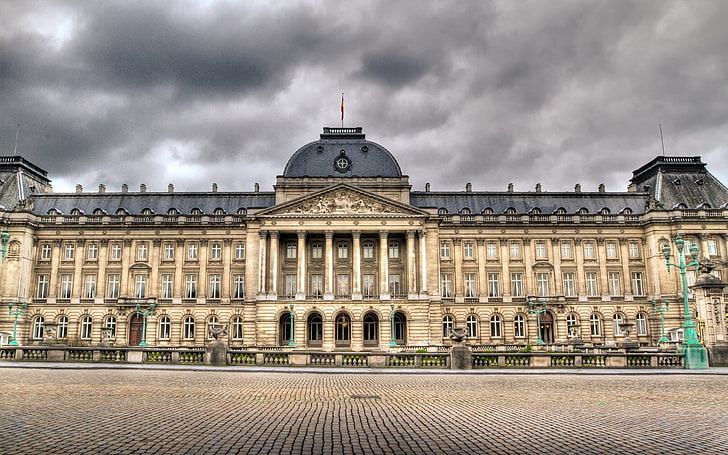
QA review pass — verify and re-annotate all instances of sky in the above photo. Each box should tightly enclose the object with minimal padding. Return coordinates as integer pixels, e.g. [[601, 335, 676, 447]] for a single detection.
[[1, 0, 727, 195]]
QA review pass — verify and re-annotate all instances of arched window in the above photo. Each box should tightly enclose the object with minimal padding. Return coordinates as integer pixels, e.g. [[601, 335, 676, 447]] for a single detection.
[[577, 207, 589, 215], [236, 208, 248, 215], [466, 315, 478, 338], [482, 207, 494, 214], [93, 208, 106, 215], [141, 208, 154, 215], [335, 314, 351, 347], [590, 314, 602, 337], [57, 316, 68, 339], [621, 208, 633, 215], [599, 207, 611, 215], [554, 207, 567, 215], [442, 315, 454, 338], [460, 207, 471, 214], [167, 208, 180, 215], [33, 316, 45, 340], [307, 313, 323, 347], [116, 208, 129, 216], [190, 208, 203, 215], [360, 313, 378, 346], [504, 207, 517, 214], [70, 208, 83, 216], [530, 207, 542, 215], [490, 315, 502, 338], [613, 313, 624, 336], [566, 314, 579, 338], [213, 208, 226, 215], [393, 312, 406, 345], [230, 316, 243, 340], [80, 316, 93, 340], [514, 314, 526, 338], [182, 316, 195, 340], [635, 313, 648, 336], [158, 316, 171, 340], [207, 316, 219, 339], [104, 316, 117, 339]]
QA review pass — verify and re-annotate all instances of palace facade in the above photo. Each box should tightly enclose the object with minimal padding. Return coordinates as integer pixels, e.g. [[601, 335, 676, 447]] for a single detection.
[[0, 127, 726, 357]]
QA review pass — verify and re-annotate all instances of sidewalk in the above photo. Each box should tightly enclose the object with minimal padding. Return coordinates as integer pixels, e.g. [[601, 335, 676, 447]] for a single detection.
[[2, 360, 727, 375]]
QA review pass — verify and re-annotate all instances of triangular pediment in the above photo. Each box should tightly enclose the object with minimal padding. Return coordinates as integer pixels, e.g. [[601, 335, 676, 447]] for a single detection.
[[257, 184, 428, 217]]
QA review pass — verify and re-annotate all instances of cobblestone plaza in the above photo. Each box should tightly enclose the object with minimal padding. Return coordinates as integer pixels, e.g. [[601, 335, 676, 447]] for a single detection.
[[0, 367, 726, 454]]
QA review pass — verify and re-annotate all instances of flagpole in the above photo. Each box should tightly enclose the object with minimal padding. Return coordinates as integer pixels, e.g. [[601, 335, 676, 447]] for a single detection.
[[341, 93, 344, 128]]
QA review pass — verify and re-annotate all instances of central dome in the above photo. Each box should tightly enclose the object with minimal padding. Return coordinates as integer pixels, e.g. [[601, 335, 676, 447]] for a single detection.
[[282, 127, 402, 178]]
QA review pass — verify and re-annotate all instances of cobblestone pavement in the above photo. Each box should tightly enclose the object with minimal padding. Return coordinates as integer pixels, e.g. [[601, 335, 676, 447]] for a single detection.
[[0, 368, 726, 455]]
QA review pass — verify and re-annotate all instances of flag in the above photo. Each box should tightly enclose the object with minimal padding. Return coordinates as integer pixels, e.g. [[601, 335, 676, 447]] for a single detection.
[[341, 93, 344, 123]]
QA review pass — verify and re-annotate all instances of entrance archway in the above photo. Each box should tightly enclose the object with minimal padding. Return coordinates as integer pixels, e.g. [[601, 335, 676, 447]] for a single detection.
[[540, 311, 555, 344], [128, 314, 143, 346]]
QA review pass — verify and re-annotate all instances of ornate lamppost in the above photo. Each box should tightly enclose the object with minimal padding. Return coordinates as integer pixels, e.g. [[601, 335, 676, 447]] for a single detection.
[[135, 302, 155, 347], [651, 299, 670, 343], [389, 302, 397, 346], [288, 303, 295, 347], [7, 302, 27, 346], [527, 300, 547, 345], [661, 235, 709, 369]]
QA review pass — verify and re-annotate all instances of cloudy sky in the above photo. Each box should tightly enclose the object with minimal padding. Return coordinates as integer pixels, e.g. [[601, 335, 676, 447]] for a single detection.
[[1, 0, 727, 195]]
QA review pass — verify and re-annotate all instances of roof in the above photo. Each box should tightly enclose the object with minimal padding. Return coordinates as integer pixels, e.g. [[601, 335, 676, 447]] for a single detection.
[[282, 127, 402, 178]]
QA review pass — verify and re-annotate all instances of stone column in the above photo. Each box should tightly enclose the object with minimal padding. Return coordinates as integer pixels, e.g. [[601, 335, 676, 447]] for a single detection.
[[257, 231, 267, 298], [268, 231, 279, 300], [550, 239, 562, 296], [476, 239, 486, 302], [222, 239, 232, 300], [619, 238, 632, 300], [324, 230, 334, 300], [452, 238, 462, 302], [407, 230, 417, 299], [48, 239, 62, 299], [296, 230, 307, 300], [500, 238, 510, 298], [379, 230, 390, 300], [97, 239, 108, 302], [352, 230, 362, 300], [72, 240, 85, 297], [419, 230, 428, 297], [198, 239, 208, 300], [174, 239, 184, 301], [121, 239, 132, 297]]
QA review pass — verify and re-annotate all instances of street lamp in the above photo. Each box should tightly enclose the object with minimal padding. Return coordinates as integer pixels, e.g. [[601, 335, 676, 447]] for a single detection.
[[389, 302, 397, 346], [528, 300, 548, 345], [661, 235, 709, 369], [288, 304, 295, 347], [135, 302, 155, 347], [7, 302, 27, 346], [651, 299, 670, 343]]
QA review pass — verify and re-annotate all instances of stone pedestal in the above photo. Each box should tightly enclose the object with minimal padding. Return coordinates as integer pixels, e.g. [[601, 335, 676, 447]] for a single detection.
[[205, 340, 228, 366], [450, 345, 472, 370]]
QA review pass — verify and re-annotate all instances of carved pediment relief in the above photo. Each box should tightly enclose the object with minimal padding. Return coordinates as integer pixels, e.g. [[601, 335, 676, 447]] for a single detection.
[[263, 186, 424, 216]]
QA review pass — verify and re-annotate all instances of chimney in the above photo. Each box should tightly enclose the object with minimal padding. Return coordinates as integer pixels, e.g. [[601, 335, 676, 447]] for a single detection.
[[75, 184, 83, 193], [254, 183, 260, 192], [598, 184, 605, 193], [466, 183, 472, 192], [508, 183, 514, 192], [98, 184, 105, 193], [168, 184, 174, 193], [425, 183, 430, 192], [140, 184, 147, 193], [122, 184, 128, 193], [535, 183, 542, 193], [212, 183, 218, 193], [575, 184, 581, 193]]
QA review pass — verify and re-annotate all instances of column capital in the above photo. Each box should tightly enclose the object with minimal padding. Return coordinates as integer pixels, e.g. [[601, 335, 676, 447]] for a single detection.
[[153, 238, 162, 247], [351, 230, 361, 239], [406, 230, 416, 239], [269, 230, 279, 239], [297, 230, 307, 239], [259, 230, 268, 239], [325, 230, 334, 239], [379, 230, 388, 238], [476, 238, 485, 245]]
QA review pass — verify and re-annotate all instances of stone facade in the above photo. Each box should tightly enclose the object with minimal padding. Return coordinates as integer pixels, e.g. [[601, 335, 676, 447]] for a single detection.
[[0, 128, 726, 356]]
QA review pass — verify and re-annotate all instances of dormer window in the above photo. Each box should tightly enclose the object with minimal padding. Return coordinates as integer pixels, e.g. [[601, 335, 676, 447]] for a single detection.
[[190, 208, 203, 215], [460, 207, 471, 214], [577, 208, 589, 215], [437, 208, 448, 215], [141, 208, 154, 215], [504, 207, 517, 215]]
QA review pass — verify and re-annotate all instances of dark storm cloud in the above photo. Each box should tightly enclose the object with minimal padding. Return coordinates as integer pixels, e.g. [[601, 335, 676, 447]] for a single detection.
[[0, 0, 726, 195]]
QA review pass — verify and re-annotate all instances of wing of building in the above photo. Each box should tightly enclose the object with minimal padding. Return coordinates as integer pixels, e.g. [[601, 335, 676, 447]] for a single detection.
[[0, 128, 726, 356]]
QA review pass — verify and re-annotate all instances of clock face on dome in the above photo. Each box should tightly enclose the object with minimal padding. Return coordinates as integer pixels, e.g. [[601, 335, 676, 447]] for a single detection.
[[334, 152, 351, 173]]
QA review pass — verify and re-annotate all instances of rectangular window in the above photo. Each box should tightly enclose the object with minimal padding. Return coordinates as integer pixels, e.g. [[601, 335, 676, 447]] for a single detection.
[[487, 273, 500, 297], [234, 243, 245, 259], [187, 243, 198, 260], [210, 243, 222, 260], [312, 242, 323, 259], [586, 272, 599, 296], [161, 274, 173, 299], [388, 242, 400, 259], [511, 273, 523, 297], [628, 242, 640, 259], [134, 275, 146, 299], [537, 273, 549, 296], [233, 275, 245, 299], [606, 242, 618, 259], [36, 274, 49, 298], [362, 242, 373, 259], [707, 239, 718, 256], [608, 272, 621, 295], [583, 242, 595, 259], [631, 272, 644, 296], [185, 275, 197, 298], [440, 242, 450, 259], [164, 243, 175, 260], [41, 243, 52, 260], [441, 273, 452, 298], [64, 243, 75, 260], [87, 243, 98, 260], [464, 273, 476, 298], [209, 274, 221, 298], [590, 315, 602, 336], [83, 275, 96, 299], [362, 274, 375, 297], [486, 242, 498, 259], [60, 274, 73, 298], [337, 242, 348, 259], [285, 274, 297, 296], [311, 274, 323, 297], [137, 242, 148, 260], [563, 273, 575, 297], [514, 316, 525, 338], [510, 243, 521, 259], [388, 274, 401, 296], [110, 243, 122, 260], [337, 274, 350, 296], [286, 243, 297, 259], [158, 318, 171, 340], [463, 242, 474, 259], [535, 242, 547, 259], [107, 274, 120, 299], [561, 242, 572, 259]]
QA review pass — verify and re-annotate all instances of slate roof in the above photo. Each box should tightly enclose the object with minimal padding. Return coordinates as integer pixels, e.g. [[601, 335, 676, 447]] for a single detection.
[[410, 192, 648, 215], [282, 127, 402, 178]]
